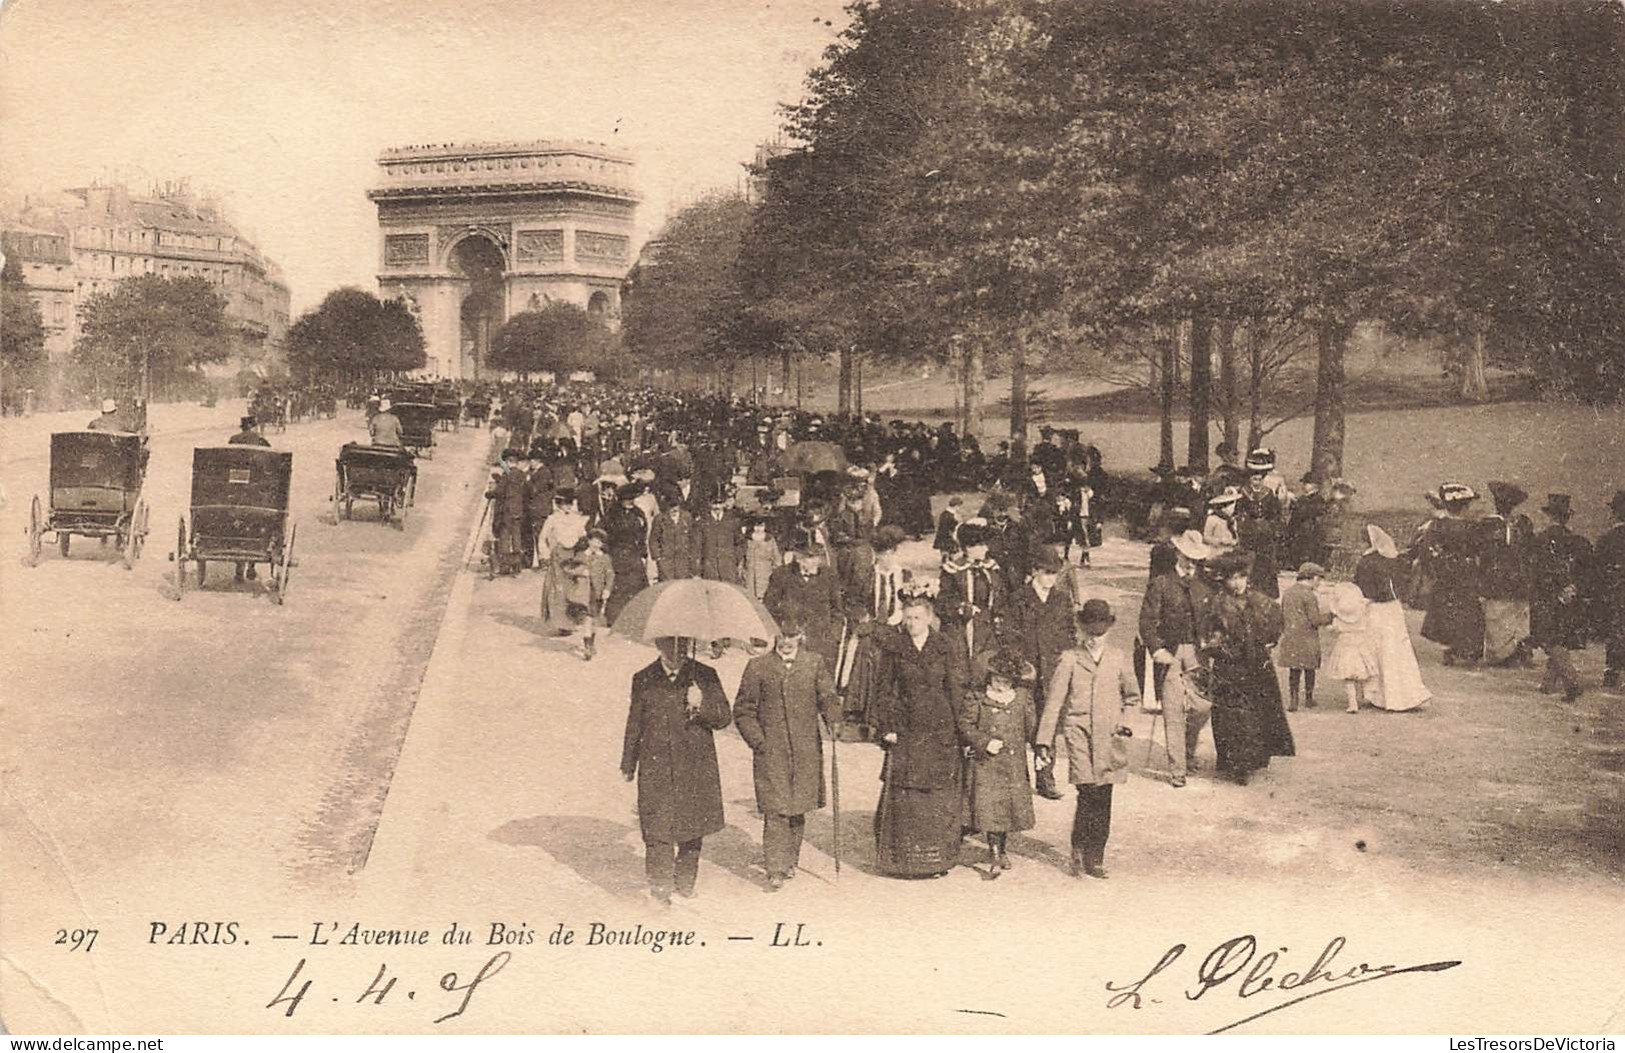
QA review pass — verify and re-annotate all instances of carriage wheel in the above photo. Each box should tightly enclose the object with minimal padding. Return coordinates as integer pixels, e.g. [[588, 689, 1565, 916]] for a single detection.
[[378, 494, 393, 525], [393, 486, 408, 530], [26, 495, 43, 566], [332, 471, 345, 523], [173, 517, 187, 599], [123, 499, 149, 569], [273, 523, 297, 605], [59, 533, 71, 558], [196, 558, 207, 588], [406, 472, 417, 508]]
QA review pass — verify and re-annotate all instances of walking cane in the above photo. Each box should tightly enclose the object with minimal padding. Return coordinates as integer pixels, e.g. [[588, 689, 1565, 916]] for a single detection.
[[823, 715, 842, 879]]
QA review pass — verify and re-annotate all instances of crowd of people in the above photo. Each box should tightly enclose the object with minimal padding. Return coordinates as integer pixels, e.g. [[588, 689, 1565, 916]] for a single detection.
[[457, 380, 1622, 906]]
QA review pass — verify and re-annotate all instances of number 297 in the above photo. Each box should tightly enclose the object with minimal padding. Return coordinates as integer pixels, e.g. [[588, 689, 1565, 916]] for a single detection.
[[56, 928, 98, 952]]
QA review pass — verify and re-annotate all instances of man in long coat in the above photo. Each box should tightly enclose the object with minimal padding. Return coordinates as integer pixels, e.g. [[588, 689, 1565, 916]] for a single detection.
[[648, 494, 697, 581], [693, 491, 742, 582], [1528, 494, 1591, 703], [1595, 491, 1625, 690], [998, 545, 1074, 799], [620, 638, 733, 904], [763, 546, 844, 666], [733, 617, 838, 890]]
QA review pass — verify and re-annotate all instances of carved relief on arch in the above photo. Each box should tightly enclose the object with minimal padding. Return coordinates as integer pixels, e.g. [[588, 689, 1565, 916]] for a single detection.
[[436, 222, 512, 265]]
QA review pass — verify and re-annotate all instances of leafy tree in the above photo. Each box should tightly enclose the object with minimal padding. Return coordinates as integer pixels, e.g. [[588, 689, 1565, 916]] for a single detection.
[[489, 303, 613, 377], [0, 256, 47, 413], [73, 274, 228, 399], [285, 288, 425, 383]]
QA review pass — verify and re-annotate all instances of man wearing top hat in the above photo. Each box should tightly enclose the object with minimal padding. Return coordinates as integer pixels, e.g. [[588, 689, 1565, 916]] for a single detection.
[[1478, 481, 1536, 667], [1528, 493, 1591, 702], [1594, 490, 1625, 689], [694, 483, 742, 582], [227, 415, 271, 447], [1138, 530, 1216, 787], [1031, 425, 1067, 482]]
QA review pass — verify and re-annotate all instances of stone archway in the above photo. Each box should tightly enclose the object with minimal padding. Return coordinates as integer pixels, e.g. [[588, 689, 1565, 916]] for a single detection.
[[587, 290, 612, 322], [451, 235, 506, 379]]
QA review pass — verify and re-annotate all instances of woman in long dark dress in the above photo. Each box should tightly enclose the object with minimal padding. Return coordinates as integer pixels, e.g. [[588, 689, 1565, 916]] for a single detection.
[[1419, 484, 1486, 665], [1200, 552, 1295, 784], [871, 594, 969, 876]]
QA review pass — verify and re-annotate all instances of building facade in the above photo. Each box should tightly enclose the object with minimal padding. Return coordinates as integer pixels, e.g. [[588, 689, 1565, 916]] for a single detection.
[[3, 181, 291, 404], [368, 140, 639, 380]]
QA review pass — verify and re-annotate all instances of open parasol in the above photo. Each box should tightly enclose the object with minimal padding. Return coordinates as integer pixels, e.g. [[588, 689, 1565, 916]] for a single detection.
[[779, 440, 848, 476], [612, 578, 780, 643]]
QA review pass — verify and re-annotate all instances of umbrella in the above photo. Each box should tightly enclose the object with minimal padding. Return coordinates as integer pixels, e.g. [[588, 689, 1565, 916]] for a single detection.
[[612, 578, 780, 643], [779, 440, 848, 476]]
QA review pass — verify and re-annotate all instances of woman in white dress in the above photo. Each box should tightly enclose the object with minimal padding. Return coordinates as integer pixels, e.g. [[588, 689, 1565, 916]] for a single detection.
[[538, 488, 590, 635], [1352, 525, 1431, 711]]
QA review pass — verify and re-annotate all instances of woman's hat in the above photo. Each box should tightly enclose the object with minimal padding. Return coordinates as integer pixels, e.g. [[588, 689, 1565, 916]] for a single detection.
[[1171, 529, 1212, 561], [956, 521, 990, 549], [1296, 561, 1327, 579], [974, 647, 1035, 684], [1208, 486, 1244, 508], [1245, 447, 1276, 472], [1328, 581, 1368, 623], [1487, 481, 1528, 510], [587, 527, 609, 543], [1366, 523, 1399, 558], [1439, 482, 1478, 504], [1031, 545, 1065, 573], [1209, 549, 1254, 579]]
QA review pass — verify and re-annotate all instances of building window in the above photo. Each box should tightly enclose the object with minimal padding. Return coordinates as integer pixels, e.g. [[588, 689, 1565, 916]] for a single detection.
[[52, 301, 67, 323]]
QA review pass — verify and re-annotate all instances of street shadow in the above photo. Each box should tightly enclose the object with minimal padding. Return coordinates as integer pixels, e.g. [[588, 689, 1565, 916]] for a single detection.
[[1007, 831, 1075, 876], [698, 823, 771, 887], [490, 814, 649, 902], [489, 609, 579, 654], [803, 807, 881, 877]]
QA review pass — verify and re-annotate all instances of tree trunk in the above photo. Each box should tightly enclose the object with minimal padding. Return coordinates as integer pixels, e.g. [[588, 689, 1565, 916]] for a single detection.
[[1460, 329, 1489, 402], [1187, 314, 1213, 472], [964, 340, 985, 445], [1310, 319, 1349, 481], [854, 354, 864, 417], [1246, 323, 1265, 451], [1217, 320, 1239, 454], [1009, 334, 1028, 458], [837, 343, 854, 414], [781, 345, 792, 397], [952, 347, 964, 433], [1158, 324, 1176, 469]]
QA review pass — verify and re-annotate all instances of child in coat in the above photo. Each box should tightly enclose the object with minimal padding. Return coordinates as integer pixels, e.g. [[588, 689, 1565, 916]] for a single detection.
[[958, 647, 1037, 873], [1325, 581, 1379, 713], [567, 530, 616, 661], [1277, 562, 1335, 710]]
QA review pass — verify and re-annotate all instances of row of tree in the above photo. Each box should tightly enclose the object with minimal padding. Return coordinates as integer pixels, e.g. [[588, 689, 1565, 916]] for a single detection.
[[0, 257, 47, 413], [624, 0, 1625, 477]]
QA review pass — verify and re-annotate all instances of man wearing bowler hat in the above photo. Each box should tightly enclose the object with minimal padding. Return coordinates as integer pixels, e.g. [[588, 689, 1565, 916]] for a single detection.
[[228, 415, 271, 447]]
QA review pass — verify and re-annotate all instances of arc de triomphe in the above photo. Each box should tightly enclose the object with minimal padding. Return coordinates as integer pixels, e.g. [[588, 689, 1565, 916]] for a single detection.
[[368, 140, 639, 379]]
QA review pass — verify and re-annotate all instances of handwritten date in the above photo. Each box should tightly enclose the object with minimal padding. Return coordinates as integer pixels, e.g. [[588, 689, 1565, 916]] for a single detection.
[[267, 952, 510, 1025]]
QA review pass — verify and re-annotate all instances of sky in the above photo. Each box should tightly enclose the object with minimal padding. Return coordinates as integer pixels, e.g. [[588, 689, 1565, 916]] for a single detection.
[[0, 0, 849, 313]]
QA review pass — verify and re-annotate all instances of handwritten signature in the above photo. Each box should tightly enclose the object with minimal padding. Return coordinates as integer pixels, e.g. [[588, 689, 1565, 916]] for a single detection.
[[1105, 935, 1461, 1033]]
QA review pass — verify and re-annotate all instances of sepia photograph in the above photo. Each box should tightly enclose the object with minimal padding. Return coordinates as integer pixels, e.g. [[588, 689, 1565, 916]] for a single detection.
[[1, 0, 1622, 1038]]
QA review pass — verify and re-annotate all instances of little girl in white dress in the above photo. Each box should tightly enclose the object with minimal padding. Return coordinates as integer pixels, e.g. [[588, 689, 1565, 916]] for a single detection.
[[1325, 581, 1380, 713]]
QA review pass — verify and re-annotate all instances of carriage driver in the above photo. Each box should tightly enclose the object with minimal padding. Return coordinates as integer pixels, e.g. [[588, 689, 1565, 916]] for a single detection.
[[370, 398, 404, 447], [229, 415, 271, 447], [86, 398, 127, 432]]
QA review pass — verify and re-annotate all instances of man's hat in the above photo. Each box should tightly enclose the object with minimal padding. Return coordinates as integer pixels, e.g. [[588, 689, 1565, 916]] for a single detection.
[[981, 491, 1014, 515], [1438, 482, 1478, 504], [1487, 481, 1528, 510], [1245, 447, 1276, 472], [1540, 493, 1574, 519], [101, 398, 117, 413], [1031, 546, 1064, 573], [1209, 549, 1255, 578], [1039, 426, 1055, 437], [378, 398, 392, 411], [1076, 598, 1116, 629], [776, 610, 806, 638], [240, 415, 257, 428], [615, 482, 643, 502], [1296, 561, 1328, 579], [1171, 529, 1211, 561], [587, 527, 609, 543]]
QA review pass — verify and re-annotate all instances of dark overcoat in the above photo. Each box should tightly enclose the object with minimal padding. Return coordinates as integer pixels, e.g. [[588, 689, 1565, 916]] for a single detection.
[[999, 582, 1077, 712], [762, 564, 844, 665], [870, 630, 968, 790], [1529, 524, 1592, 650], [1421, 516, 1486, 656], [649, 508, 697, 580], [620, 659, 732, 844], [694, 510, 743, 582], [733, 650, 837, 816]]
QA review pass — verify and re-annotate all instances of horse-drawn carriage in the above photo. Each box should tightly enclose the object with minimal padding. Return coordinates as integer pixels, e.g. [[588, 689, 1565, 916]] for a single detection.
[[393, 402, 439, 457], [433, 389, 462, 431], [463, 394, 492, 426], [25, 431, 151, 569], [250, 389, 287, 432], [333, 443, 416, 527], [173, 446, 297, 604]]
